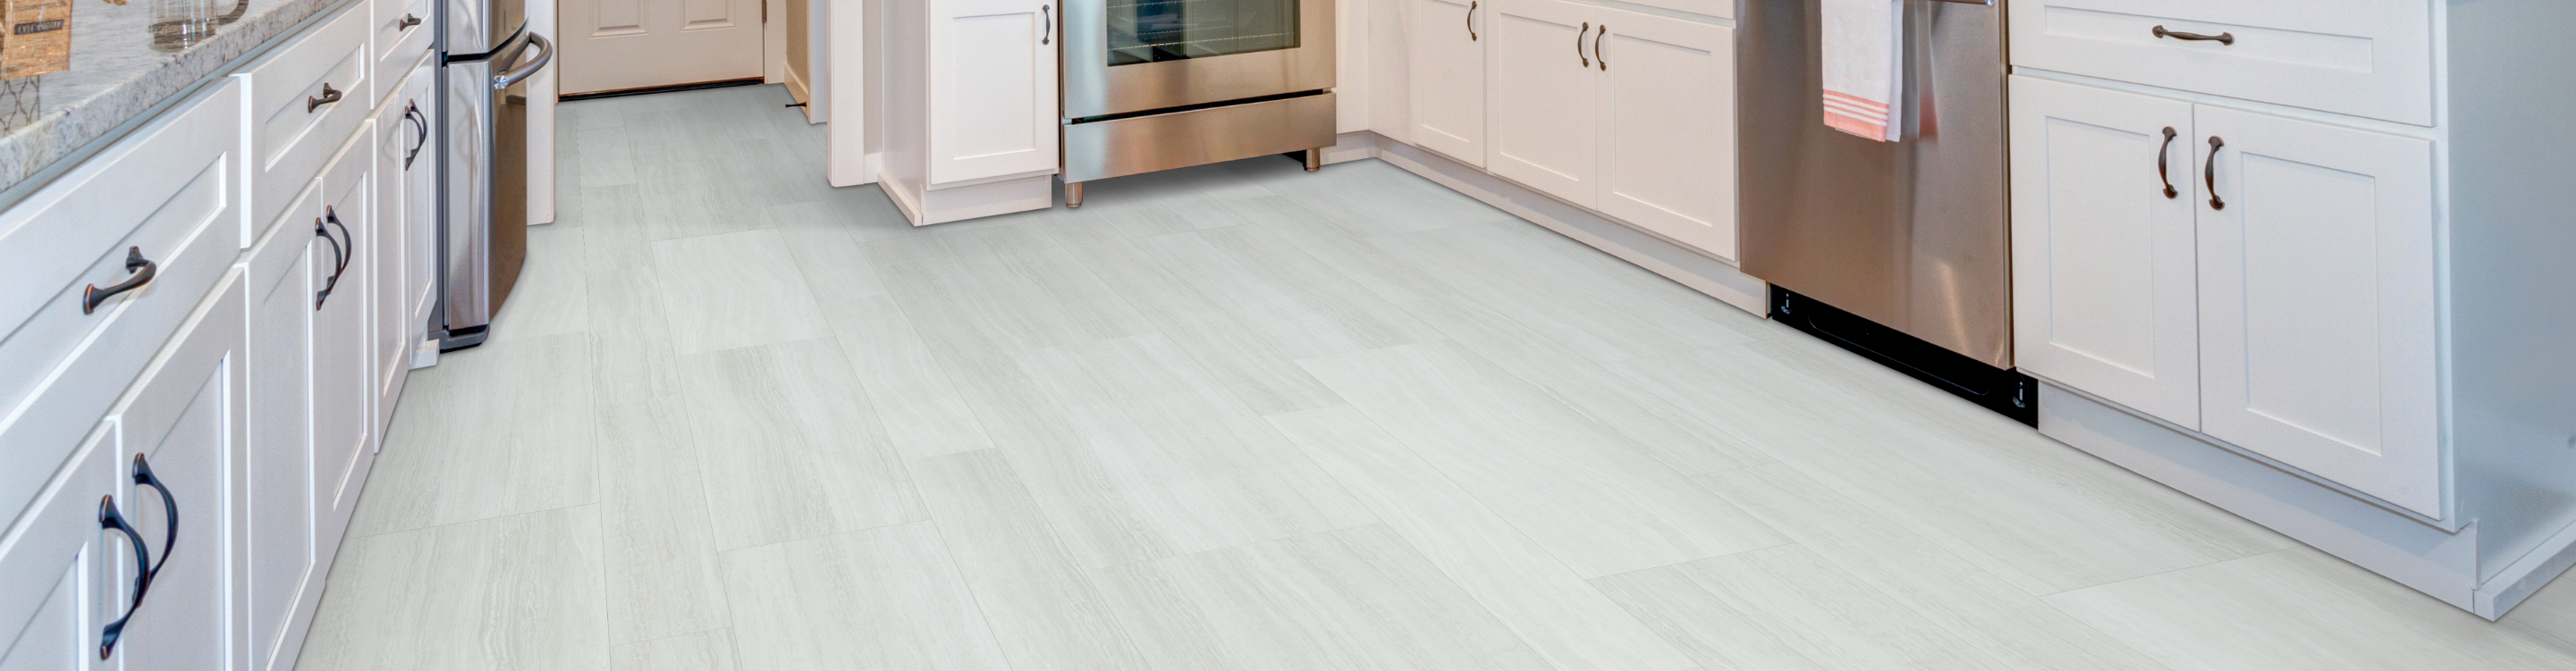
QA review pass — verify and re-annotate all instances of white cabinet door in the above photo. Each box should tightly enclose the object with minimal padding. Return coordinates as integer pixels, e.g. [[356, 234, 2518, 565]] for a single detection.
[[927, 0, 1058, 184], [108, 272, 247, 671], [1593, 13, 1734, 260], [401, 58, 440, 363], [2008, 77, 2202, 428], [241, 195, 317, 671], [0, 424, 116, 671], [2195, 106, 2437, 516], [374, 80, 427, 435], [312, 131, 377, 570], [1410, 0, 1487, 166], [1485, 0, 1599, 206]]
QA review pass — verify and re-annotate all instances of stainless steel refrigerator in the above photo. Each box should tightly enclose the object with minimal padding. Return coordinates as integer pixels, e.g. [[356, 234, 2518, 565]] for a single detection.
[[435, 0, 553, 349], [1737, 0, 2031, 421]]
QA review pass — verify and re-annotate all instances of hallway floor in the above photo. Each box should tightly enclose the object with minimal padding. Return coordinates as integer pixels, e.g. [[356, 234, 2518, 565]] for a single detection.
[[294, 85, 2576, 670]]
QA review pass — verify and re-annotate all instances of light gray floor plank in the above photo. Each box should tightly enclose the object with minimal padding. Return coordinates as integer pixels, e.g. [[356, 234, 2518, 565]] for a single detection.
[[1398, 294, 1772, 475], [1268, 406, 1696, 671], [2044, 549, 2576, 671], [679, 338, 926, 550], [565, 98, 626, 130], [295, 526, 440, 669], [777, 218, 995, 457], [1229, 195, 1464, 305], [576, 126, 637, 189], [1612, 338, 2295, 595], [2506, 572, 2576, 658], [577, 184, 656, 272], [909, 450, 1155, 671], [650, 228, 834, 356], [1298, 340, 1789, 579], [1699, 464, 2169, 671], [597, 396, 731, 646], [720, 522, 1013, 671], [1066, 235, 1344, 415], [943, 333, 1377, 568], [866, 224, 1156, 362], [1592, 544, 2003, 671], [610, 629, 739, 671], [300, 507, 612, 671], [1088, 524, 1558, 671], [487, 225, 592, 343], [583, 267, 685, 407], [1137, 223, 1448, 360], [1229, 156, 1518, 238], [1065, 180, 1256, 239], [348, 332, 596, 537], [1376, 222, 1775, 364]]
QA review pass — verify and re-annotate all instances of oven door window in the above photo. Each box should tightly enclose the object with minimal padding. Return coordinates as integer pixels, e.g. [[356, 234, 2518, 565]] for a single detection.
[[1106, 0, 1300, 65]]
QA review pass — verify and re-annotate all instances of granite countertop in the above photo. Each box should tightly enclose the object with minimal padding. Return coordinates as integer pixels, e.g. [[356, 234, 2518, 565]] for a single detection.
[[0, 0, 341, 194]]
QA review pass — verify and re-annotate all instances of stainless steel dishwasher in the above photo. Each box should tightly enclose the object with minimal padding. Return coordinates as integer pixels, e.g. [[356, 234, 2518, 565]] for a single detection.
[[1737, 0, 2031, 423]]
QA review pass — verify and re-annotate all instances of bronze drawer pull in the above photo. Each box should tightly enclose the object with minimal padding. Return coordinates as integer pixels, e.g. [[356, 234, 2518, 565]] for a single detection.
[[2153, 25, 2235, 46], [83, 247, 158, 315], [308, 82, 343, 113]]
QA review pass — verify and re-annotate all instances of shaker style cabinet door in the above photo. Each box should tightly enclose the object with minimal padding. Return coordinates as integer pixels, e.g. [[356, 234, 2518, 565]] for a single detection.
[[2194, 105, 2438, 516], [106, 272, 248, 671], [2007, 77, 2202, 428], [1485, 0, 1600, 206], [0, 424, 118, 671], [1593, 12, 1736, 260], [241, 189, 317, 671], [1410, 0, 1488, 166], [311, 131, 378, 565], [927, 0, 1060, 184]]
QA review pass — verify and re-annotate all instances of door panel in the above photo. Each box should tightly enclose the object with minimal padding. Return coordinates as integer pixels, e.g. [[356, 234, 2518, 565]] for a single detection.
[[242, 206, 316, 671], [313, 137, 377, 567], [560, 0, 766, 94], [1595, 13, 1734, 259], [928, 0, 1059, 183], [111, 273, 247, 671], [2195, 105, 2437, 516], [1486, 0, 1598, 205], [2009, 77, 2201, 428], [1410, 0, 1485, 165], [0, 424, 115, 671]]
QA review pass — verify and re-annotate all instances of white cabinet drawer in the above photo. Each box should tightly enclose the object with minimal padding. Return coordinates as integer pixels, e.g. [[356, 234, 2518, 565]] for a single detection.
[[0, 81, 241, 520], [2009, 0, 2433, 125], [239, 4, 372, 239], [372, 0, 435, 100]]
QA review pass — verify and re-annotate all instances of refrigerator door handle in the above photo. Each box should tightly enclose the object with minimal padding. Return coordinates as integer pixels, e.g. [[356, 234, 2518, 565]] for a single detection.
[[493, 33, 555, 90]]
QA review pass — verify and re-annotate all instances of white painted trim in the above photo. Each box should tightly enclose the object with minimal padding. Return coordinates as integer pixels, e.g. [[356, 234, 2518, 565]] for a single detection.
[[2476, 516, 2576, 619], [529, 0, 558, 224], [2038, 379, 2487, 614], [825, 0, 870, 186], [1372, 135, 1768, 315], [764, 0, 788, 84]]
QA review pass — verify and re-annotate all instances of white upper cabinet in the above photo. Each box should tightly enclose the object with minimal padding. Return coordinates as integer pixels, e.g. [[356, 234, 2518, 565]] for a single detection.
[[1486, 0, 1600, 206], [1410, 0, 1488, 166], [2194, 105, 2438, 516], [2008, 77, 2202, 428], [1593, 13, 1735, 261], [2009, 0, 2433, 126], [928, 0, 1060, 184]]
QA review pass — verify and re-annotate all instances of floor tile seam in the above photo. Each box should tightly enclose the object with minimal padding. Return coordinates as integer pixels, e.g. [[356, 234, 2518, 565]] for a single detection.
[[705, 511, 939, 558], [2033, 544, 2312, 602], [343, 497, 608, 542], [908, 505, 1160, 669], [1686, 466, 2178, 671]]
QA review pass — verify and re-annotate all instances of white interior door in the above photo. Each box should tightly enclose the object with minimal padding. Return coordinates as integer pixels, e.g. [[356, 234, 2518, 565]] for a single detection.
[[2008, 76, 2202, 428], [1486, 0, 1599, 206], [1592, 12, 1734, 260], [559, 0, 768, 95], [1410, 0, 1487, 166], [2195, 105, 2438, 516], [927, 0, 1057, 185]]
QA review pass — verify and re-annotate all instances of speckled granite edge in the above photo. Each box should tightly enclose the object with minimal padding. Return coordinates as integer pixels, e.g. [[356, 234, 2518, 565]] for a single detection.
[[0, 0, 346, 194]]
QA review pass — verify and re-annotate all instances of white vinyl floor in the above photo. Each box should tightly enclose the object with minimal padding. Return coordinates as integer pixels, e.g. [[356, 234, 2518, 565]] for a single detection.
[[293, 85, 2576, 670]]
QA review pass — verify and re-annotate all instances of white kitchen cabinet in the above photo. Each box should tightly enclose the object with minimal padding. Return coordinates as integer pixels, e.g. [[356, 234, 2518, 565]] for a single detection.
[[2194, 105, 2437, 516], [105, 270, 248, 671], [881, 0, 1060, 224], [1485, 0, 1599, 206], [312, 128, 379, 567], [241, 187, 317, 671], [1593, 13, 1735, 260], [2008, 76, 2202, 428], [374, 59, 435, 439], [2008, 0, 2433, 126], [0, 424, 119, 670], [1410, 0, 1487, 166]]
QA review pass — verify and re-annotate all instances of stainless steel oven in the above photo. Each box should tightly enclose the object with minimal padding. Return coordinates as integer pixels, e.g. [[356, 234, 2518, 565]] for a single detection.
[[1059, 0, 1339, 197]]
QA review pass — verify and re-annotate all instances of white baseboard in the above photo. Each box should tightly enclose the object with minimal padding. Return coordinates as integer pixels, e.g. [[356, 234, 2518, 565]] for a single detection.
[[2478, 516, 2576, 618], [1370, 136, 1768, 315]]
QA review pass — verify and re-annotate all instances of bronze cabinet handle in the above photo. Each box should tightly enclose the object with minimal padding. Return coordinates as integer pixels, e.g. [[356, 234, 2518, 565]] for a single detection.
[[2152, 25, 2235, 45], [98, 495, 154, 659], [1597, 25, 1608, 71], [1468, 2, 1477, 40], [2158, 127, 2179, 198], [399, 13, 421, 29], [1042, 5, 1052, 45], [1577, 22, 1591, 68], [83, 247, 158, 315], [308, 82, 342, 113], [2205, 136, 2227, 210]]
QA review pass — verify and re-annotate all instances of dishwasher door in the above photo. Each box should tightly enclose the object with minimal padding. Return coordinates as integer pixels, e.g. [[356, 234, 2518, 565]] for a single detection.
[[1737, 0, 2009, 367]]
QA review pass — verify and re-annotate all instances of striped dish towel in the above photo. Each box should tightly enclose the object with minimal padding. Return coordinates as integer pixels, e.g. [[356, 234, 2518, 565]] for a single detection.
[[1821, 0, 1903, 142]]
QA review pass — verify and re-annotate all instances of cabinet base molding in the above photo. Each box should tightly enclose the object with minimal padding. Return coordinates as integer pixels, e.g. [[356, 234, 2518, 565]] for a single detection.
[[2040, 380, 2576, 619], [881, 173, 1052, 227], [1372, 136, 1766, 315]]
